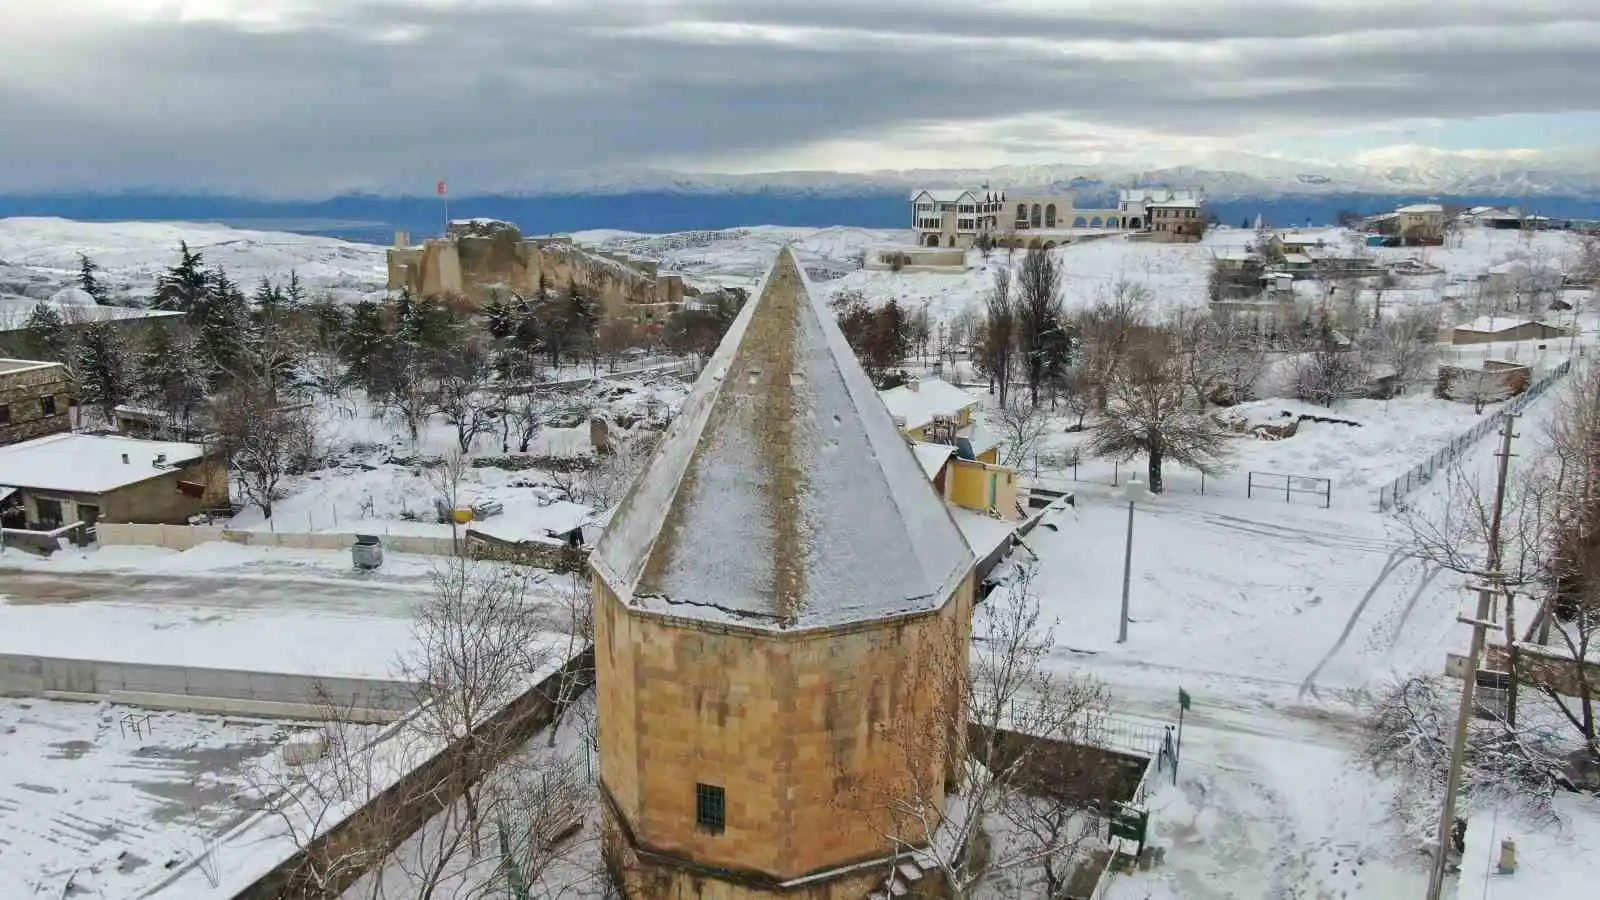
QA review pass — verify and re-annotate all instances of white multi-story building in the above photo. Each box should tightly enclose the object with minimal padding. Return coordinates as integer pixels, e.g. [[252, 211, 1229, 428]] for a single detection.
[[909, 188, 1007, 248], [910, 188, 1126, 248]]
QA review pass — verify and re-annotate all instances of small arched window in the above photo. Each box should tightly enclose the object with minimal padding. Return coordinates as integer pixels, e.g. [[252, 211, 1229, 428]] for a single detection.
[[1045, 204, 1057, 228], [1031, 204, 1042, 228]]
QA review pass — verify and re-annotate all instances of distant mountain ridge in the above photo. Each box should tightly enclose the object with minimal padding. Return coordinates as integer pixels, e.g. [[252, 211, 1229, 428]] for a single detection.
[[5, 150, 1600, 242]]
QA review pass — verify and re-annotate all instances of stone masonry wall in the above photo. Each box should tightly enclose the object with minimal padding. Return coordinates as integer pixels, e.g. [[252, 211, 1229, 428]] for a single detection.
[[596, 575, 973, 887], [0, 364, 71, 445]]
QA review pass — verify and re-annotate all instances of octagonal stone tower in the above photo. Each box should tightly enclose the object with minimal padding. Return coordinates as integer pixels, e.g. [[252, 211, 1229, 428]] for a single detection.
[[592, 248, 977, 899]]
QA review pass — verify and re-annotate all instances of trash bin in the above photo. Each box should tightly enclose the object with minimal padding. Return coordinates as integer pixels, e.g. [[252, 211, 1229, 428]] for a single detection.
[[352, 534, 384, 570]]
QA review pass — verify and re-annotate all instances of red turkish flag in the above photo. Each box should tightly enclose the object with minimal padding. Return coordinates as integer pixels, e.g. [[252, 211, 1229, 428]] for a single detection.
[[436, 180, 447, 196]]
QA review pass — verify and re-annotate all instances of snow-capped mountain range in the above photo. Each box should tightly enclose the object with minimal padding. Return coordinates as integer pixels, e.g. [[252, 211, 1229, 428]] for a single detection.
[[514, 145, 1600, 199]]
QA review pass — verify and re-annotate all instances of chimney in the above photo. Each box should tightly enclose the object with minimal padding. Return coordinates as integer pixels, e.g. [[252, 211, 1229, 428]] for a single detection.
[[120, 453, 129, 464]]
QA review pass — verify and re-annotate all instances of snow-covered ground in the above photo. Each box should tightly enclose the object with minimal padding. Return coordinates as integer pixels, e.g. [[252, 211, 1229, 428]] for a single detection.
[[0, 543, 444, 678], [0, 698, 297, 899], [1011, 359, 1600, 898], [0, 217, 388, 305]]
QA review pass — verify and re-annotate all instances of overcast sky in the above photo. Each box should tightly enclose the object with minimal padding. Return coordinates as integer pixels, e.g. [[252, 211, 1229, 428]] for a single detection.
[[4, 0, 1598, 196]]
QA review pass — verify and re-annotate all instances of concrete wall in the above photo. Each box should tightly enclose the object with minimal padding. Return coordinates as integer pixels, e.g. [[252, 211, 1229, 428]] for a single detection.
[[97, 522, 460, 556], [0, 653, 417, 722], [597, 575, 973, 886], [0, 362, 71, 446]]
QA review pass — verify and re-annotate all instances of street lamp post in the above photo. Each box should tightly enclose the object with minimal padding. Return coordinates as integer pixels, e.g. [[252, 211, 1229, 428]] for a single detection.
[[1117, 474, 1148, 643]]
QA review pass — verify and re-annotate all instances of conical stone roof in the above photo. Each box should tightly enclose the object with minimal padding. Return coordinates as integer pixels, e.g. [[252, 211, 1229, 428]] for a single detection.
[[591, 247, 974, 630]]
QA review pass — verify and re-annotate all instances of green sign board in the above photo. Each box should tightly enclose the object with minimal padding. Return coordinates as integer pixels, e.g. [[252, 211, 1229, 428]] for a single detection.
[[1179, 688, 1192, 711]]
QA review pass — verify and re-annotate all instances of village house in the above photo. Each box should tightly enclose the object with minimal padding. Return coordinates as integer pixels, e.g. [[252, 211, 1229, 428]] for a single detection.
[[0, 358, 72, 446], [0, 432, 228, 532], [1448, 316, 1570, 346], [1118, 187, 1207, 239], [591, 248, 977, 899], [1395, 203, 1446, 244]]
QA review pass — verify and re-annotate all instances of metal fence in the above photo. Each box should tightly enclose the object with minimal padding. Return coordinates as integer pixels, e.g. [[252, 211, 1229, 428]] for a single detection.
[[1376, 359, 1574, 511]]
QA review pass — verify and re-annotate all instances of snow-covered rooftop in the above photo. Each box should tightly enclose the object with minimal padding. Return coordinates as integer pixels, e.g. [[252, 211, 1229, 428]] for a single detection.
[[0, 358, 62, 375], [592, 247, 974, 630], [1148, 198, 1202, 209], [1396, 203, 1445, 214], [469, 499, 596, 545], [910, 441, 955, 479], [879, 378, 980, 431], [0, 433, 207, 494], [0, 297, 182, 331], [1453, 316, 1556, 334], [911, 188, 980, 202], [1282, 253, 1313, 265]]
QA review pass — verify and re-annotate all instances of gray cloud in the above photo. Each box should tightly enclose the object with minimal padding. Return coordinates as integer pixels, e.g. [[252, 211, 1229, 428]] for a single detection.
[[2, 0, 1598, 195]]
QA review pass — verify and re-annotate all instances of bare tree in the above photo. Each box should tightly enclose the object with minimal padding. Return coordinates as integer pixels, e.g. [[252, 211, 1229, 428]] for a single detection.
[[424, 450, 472, 554], [1541, 365, 1600, 756], [1075, 280, 1149, 410], [1363, 675, 1566, 843], [850, 566, 1111, 899], [992, 403, 1050, 474], [1088, 334, 1230, 493], [982, 269, 1017, 407], [432, 336, 498, 454], [211, 341, 317, 520], [547, 572, 595, 747], [1364, 307, 1440, 394], [400, 561, 557, 856], [1016, 243, 1066, 408], [1295, 319, 1367, 407], [503, 387, 553, 455]]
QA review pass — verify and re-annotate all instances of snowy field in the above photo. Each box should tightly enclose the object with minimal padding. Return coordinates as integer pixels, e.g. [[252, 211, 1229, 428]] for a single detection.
[[1014, 363, 1600, 898], [0, 698, 298, 899], [0, 217, 388, 304]]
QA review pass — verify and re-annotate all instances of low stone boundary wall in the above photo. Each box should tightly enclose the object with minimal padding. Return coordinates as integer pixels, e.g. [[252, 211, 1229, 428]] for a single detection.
[[224, 647, 596, 900], [0, 653, 418, 723], [97, 523, 459, 557]]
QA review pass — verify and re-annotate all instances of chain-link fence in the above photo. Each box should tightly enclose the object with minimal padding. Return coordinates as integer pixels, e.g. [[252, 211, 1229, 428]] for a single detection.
[[1376, 359, 1573, 511]]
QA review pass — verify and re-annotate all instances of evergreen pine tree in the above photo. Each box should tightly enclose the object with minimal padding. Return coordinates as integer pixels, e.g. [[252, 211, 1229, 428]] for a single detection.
[[74, 321, 130, 422], [199, 268, 249, 386], [252, 277, 284, 321], [284, 270, 307, 309], [152, 242, 212, 323], [136, 323, 208, 435], [484, 293, 515, 339], [77, 254, 109, 304], [342, 300, 387, 391], [22, 303, 69, 361]]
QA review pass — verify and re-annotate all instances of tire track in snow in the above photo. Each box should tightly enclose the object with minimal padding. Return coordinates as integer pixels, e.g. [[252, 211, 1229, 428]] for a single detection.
[[1298, 549, 1408, 702]]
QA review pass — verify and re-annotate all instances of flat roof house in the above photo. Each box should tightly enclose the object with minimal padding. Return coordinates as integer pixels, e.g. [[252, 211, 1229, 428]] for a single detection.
[[1448, 317, 1570, 345], [0, 433, 228, 532], [0, 358, 72, 447]]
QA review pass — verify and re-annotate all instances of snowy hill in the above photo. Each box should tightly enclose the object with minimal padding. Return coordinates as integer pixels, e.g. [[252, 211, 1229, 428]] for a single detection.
[[0, 217, 388, 304]]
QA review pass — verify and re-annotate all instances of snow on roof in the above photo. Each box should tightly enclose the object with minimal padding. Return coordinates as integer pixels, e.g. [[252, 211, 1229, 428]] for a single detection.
[[469, 500, 596, 545], [0, 358, 63, 375], [1454, 316, 1555, 334], [1276, 231, 1327, 245], [911, 188, 980, 202], [592, 247, 974, 631], [963, 419, 1001, 457], [1396, 203, 1444, 214], [0, 298, 181, 332], [879, 379, 980, 431], [1148, 198, 1202, 208], [910, 441, 955, 479], [47, 286, 97, 306], [0, 433, 207, 494], [1282, 253, 1313, 265]]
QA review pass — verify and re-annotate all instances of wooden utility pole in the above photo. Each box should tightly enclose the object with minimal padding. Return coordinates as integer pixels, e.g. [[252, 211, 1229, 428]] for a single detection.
[[1425, 414, 1517, 900]]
